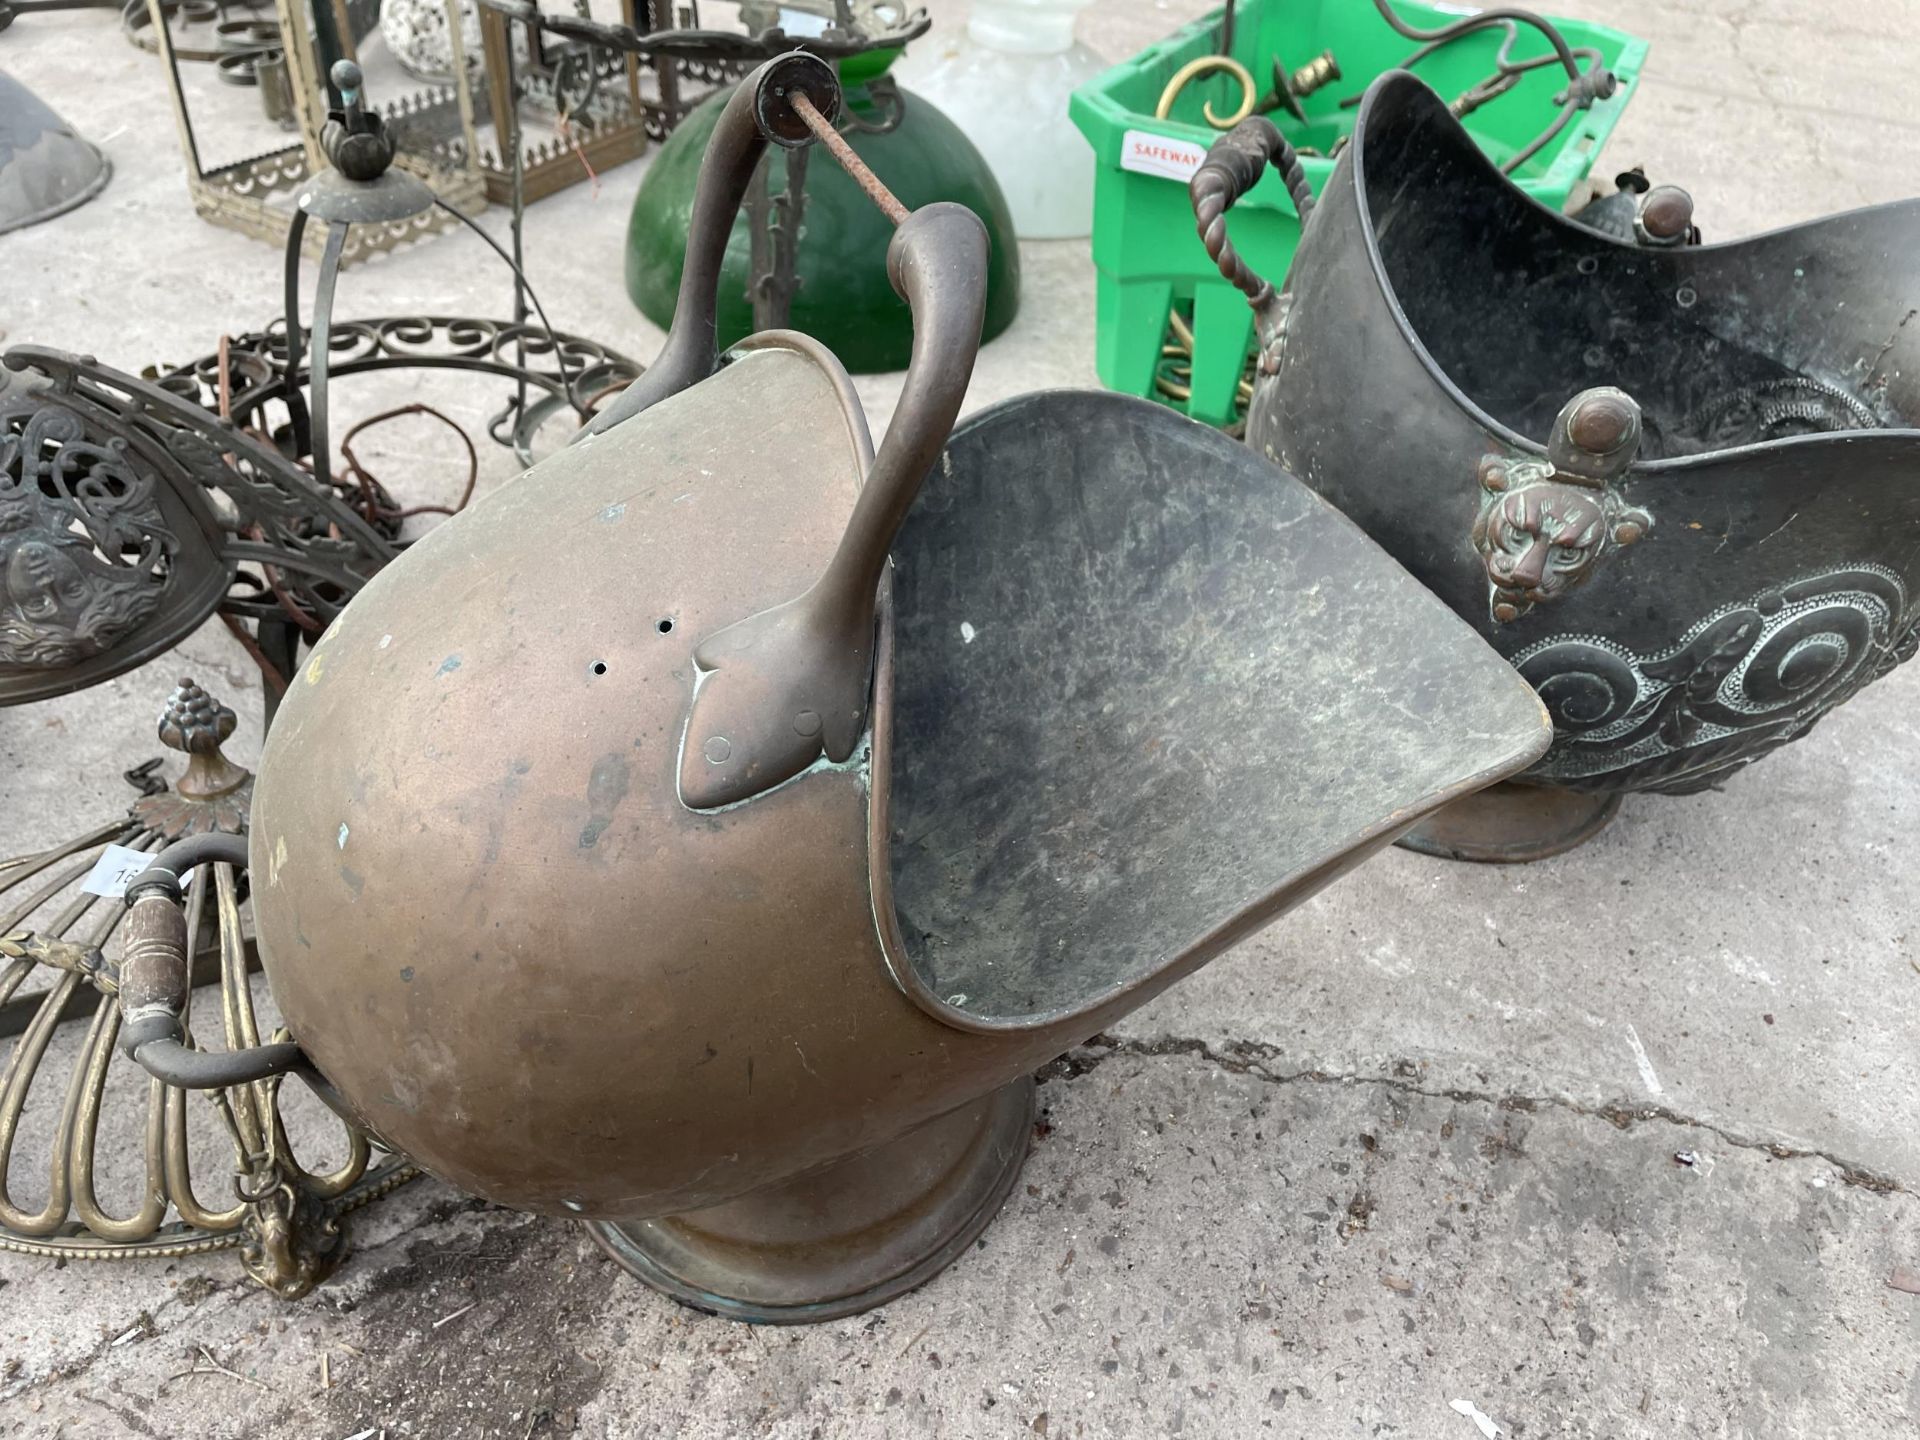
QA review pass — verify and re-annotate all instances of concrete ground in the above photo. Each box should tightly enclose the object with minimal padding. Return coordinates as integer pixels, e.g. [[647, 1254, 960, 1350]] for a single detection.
[[3, 0, 1919, 1435]]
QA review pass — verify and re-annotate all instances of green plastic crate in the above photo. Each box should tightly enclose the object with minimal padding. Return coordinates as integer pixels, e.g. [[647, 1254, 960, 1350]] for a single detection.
[[1069, 1, 1648, 426]]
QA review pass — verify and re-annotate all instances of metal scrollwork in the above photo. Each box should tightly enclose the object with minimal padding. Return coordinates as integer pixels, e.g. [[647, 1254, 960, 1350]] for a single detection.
[[1686, 375, 1877, 451], [1516, 565, 1918, 794], [157, 316, 641, 468], [0, 348, 397, 703], [0, 401, 175, 670], [0, 328, 639, 703]]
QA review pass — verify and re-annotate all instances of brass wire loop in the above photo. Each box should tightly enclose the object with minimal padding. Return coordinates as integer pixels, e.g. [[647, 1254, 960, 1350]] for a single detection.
[[1155, 55, 1258, 129]]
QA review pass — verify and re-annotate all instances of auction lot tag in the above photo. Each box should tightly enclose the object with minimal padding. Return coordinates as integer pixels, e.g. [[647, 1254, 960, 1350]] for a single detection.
[[80, 843, 193, 899]]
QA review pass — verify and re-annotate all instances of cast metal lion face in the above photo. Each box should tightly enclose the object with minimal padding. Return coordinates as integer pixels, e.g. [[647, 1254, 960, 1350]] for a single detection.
[[1472, 457, 1650, 623]]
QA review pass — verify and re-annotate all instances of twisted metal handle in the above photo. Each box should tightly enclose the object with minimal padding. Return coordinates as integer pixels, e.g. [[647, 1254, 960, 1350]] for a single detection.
[[1190, 116, 1314, 307]]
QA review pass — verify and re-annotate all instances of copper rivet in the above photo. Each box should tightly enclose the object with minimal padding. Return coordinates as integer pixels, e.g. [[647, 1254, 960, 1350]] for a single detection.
[[703, 736, 732, 764], [1569, 395, 1634, 453], [1641, 185, 1693, 239], [794, 710, 822, 738]]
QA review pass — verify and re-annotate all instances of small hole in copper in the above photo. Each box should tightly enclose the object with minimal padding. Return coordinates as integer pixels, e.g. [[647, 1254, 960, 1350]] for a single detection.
[[656, 618, 674, 634], [590, 660, 608, 675]]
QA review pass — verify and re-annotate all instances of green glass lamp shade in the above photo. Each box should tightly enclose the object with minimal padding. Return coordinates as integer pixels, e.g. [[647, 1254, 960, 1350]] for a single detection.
[[625, 75, 1021, 374]]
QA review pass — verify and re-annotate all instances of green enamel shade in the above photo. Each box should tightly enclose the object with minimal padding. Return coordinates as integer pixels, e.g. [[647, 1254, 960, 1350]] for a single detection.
[[625, 74, 1021, 375]]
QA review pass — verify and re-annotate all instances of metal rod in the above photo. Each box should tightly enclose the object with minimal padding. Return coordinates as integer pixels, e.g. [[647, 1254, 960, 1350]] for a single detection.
[[504, 31, 530, 423], [444, 0, 479, 166], [1366, 0, 1581, 82], [280, 206, 313, 453], [790, 90, 907, 226], [307, 221, 349, 495], [433, 198, 583, 418]]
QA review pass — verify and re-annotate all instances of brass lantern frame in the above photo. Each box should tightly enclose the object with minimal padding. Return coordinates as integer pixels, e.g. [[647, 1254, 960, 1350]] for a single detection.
[[473, 0, 653, 205], [146, 0, 487, 260]]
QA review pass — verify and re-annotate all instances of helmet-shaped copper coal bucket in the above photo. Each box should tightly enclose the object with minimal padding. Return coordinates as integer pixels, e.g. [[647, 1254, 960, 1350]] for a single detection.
[[118, 57, 1548, 1322], [1194, 71, 1920, 861]]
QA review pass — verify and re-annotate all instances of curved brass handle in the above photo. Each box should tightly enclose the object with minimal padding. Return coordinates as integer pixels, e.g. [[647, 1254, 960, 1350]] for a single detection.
[[118, 834, 308, 1089], [578, 52, 842, 438], [1155, 54, 1258, 129], [678, 201, 991, 809]]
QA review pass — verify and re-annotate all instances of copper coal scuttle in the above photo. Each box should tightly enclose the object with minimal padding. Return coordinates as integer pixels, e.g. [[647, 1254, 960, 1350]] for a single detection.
[[116, 56, 1551, 1322], [1192, 69, 1920, 860]]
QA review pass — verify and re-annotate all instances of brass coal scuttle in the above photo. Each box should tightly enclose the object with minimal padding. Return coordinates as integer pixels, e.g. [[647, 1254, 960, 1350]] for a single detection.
[[117, 55, 1553, 1321]]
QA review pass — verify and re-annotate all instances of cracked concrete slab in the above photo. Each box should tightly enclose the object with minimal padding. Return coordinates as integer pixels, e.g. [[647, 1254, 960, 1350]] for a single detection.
[[3, 0, 1919, 1436], [3, 1051, 1916, 1438]]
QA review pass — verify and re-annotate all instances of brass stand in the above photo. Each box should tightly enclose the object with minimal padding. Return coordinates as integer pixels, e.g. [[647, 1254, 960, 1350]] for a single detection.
[[585, 1078, 1034, 1324], [1397, 781, 1623, 864]]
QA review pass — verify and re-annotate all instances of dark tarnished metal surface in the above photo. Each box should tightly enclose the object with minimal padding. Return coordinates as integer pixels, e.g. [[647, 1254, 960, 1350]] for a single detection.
[[0, 352, 393, 707], [1393, 780, 1622, 864], [883, 390, 1550, 1025], [1214, 71, 1920, 803]]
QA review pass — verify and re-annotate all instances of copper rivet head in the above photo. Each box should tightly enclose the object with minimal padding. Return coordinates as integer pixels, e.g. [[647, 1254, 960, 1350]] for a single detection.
[[1568, 394, 1637, 455], [1640, 185, 1694, 240]]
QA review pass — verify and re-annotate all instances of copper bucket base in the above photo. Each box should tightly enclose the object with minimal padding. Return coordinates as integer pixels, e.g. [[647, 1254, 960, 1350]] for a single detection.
[[1396, 782, 1623, 864], [584, 1077, 1035, 1324]]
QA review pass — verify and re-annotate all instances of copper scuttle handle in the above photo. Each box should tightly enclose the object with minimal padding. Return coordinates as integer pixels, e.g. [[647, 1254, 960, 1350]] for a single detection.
[[676, 72, 991, 810], [578, 52, 843, 439]]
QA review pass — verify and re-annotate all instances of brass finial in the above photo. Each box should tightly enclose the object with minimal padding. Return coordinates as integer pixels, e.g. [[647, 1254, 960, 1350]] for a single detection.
[[159, 677, 250, 800], [132, 679, 253, 836]]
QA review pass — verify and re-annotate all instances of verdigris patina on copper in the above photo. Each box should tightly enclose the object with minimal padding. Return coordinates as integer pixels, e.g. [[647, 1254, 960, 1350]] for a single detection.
[[1472, 388, 1652, 624]]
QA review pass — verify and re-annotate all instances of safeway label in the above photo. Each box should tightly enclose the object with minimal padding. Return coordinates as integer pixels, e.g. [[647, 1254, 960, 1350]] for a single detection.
[[1119, 130, 1209, 183]]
